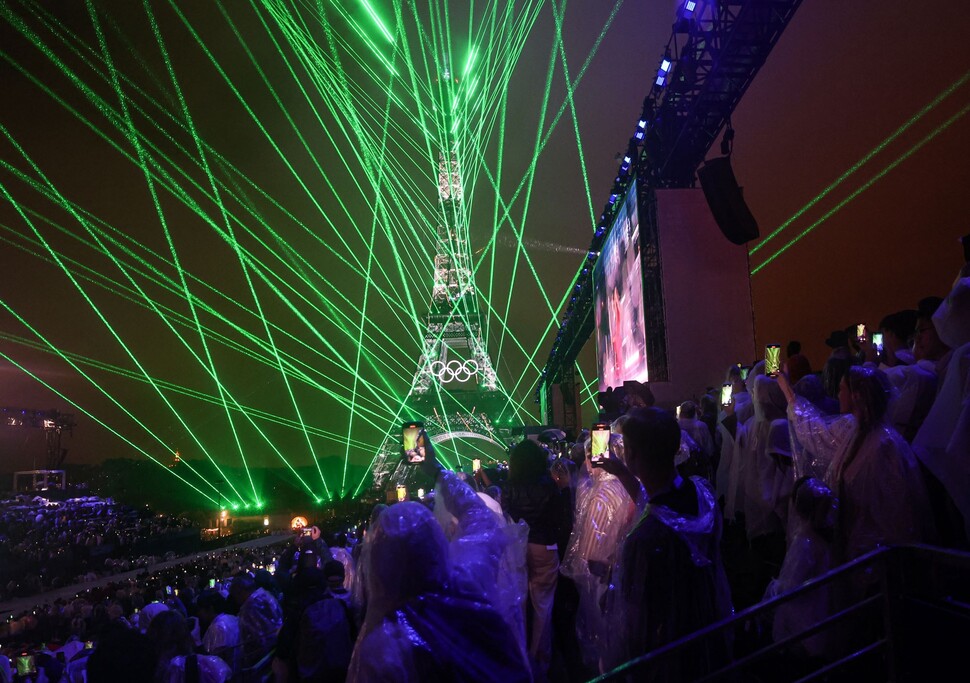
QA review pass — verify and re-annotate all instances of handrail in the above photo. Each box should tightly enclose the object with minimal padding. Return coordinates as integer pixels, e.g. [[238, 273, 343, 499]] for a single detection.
[[592, 544, 970, 682]]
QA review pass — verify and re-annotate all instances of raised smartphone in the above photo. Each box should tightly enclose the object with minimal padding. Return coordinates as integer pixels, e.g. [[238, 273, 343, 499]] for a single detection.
[[590, 421, 610, 466], [403, 421, 425, 463], [765, 344, 782, 377]]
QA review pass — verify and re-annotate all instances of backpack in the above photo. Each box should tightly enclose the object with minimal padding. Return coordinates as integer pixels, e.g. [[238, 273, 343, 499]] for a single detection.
[[297, 596, 355, 682]]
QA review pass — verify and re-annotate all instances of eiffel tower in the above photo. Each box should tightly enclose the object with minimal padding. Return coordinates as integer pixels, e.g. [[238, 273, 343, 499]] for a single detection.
[[368, 126, 507, 496]]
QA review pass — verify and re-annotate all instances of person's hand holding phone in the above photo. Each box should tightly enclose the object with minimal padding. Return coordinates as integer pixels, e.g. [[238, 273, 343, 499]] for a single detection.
[[596, 440, 627, 478], [776, 370, 796, 405], [857, 335, 879, 363], [417, 429, 443, 479]]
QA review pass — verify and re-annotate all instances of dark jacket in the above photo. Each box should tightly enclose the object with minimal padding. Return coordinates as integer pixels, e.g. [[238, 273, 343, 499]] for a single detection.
[[503, 476, 563, 546]]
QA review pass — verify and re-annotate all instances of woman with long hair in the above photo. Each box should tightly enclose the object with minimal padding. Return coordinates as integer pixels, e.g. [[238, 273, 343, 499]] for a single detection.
[[779, 365, 933, 562], [502, 438, 564, 680]]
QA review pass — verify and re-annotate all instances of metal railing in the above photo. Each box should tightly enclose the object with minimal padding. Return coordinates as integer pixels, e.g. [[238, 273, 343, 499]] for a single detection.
[[594, 545, 970, 682]]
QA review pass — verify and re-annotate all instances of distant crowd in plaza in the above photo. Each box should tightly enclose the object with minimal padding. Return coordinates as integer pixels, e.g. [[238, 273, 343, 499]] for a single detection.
[[0, 495, 196, 601]]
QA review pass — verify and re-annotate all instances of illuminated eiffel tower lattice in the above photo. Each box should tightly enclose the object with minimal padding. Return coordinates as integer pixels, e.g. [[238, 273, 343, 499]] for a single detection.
[[411, 149, 498, 398], [368, 147, 507, 495]]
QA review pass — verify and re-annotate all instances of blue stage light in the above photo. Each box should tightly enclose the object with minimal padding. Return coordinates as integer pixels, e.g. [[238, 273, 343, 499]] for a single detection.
[[656, 58, 672, 86]]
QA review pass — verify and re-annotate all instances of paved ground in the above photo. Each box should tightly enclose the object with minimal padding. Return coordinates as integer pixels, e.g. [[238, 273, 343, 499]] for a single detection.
[[0, 533, 291, 618]]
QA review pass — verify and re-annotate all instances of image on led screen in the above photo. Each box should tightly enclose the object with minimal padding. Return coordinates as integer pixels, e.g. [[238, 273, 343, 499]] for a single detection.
[[594, 181, 648, 391]]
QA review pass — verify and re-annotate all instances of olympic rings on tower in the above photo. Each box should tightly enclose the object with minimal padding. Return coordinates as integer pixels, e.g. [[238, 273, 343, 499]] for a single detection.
[[428, 358, 480, 383]]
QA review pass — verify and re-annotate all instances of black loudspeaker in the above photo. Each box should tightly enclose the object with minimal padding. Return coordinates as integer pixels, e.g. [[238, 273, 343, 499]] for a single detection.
[[697, 156, 760, 245]]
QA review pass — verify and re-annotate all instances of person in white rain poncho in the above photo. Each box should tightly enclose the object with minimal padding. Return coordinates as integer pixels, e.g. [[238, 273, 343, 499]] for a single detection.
[[716, 362, 762, 519], [740, 375, 794, 544], [601, 408, 732, 681], [913, 269, 970, 544], [347, 434, 530, 683], [779, 366, 934, 563], [561, 432, 636, 671]]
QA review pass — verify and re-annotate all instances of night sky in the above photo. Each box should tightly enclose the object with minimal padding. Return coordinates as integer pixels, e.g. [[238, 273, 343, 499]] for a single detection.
[[1, 1, 968, 502]]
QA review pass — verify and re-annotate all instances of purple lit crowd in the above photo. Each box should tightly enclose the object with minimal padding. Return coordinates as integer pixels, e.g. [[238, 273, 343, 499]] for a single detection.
[[1, 267, 968, 683]]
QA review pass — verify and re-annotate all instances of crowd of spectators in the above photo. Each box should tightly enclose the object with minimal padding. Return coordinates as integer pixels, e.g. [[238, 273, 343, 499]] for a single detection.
[[0, 495, 197, 600], [0, 266, 966, 682]]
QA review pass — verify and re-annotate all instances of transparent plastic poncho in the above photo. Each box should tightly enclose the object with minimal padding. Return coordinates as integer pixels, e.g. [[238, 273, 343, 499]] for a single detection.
[[787, 397, 854, 481], [603, 477, 733, 676], [348, 471, 531, 683], [913, 341, 970, 538], [740, 376, 793, 539], [679, 417, 714, 459], [764, 478, 838, 658], [788, 397, 934, 561], [932, 275, 970, 349], [561, 467, 636, 670]]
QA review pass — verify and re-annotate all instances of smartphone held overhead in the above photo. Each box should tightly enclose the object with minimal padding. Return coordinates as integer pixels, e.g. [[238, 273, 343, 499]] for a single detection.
[[402, 421, 426, 463], [765, 344, 781, 377], [872, 332, 884, 354], [590, 422, 610, 466], [720, 383, 733, 406]]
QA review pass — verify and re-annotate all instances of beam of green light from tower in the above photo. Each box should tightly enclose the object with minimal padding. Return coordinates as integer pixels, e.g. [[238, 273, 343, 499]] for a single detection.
[[0, 190, 411, 422], [144, 0, 263, 503], [749, 69, 970, 255], [752, 102, 970, 275], [1, 124, 247, 505], [85, 0, 252, 504], [0, 287, 226, 503], [358, 0, 394, 43], [339, 46, 406, 497], [0, 349, 220, 506], [0, 328, 382, 451], [494, 9, 561, 365], [550, 0, 595, 228]]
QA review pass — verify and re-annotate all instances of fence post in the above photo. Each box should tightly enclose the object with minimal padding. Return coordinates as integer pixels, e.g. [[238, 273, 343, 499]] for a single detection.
[[880, 548, 904, 682]]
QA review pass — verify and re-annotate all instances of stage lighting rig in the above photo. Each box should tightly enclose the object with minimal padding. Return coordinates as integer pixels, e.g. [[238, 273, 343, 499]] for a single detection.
[[535, 0, 804, 412]]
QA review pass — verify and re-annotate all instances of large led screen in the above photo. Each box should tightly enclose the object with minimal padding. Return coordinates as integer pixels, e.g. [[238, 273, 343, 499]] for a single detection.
[[594, 180, 648, 391]]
